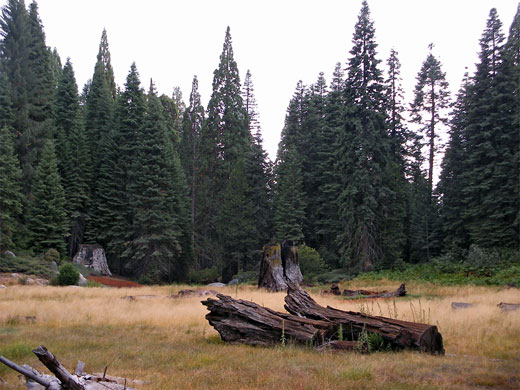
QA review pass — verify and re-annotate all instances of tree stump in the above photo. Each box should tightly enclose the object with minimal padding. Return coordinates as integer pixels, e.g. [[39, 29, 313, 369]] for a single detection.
[[258, 241, 303, 291], [73, 244, 111, 276]]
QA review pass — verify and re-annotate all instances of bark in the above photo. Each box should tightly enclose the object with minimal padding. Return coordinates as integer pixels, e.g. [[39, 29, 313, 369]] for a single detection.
[[258, 241, 303, 291], [284, 284, 444, 354], [32, 346, 84, 390], [202, 293, 330, 346]]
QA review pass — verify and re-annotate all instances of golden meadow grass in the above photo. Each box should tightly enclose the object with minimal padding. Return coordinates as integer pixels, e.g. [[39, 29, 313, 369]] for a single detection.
[[0, 281, 519, 389]]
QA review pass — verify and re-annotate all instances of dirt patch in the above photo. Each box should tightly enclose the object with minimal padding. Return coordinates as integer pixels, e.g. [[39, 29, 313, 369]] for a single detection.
[[88, 275, 142, 288]]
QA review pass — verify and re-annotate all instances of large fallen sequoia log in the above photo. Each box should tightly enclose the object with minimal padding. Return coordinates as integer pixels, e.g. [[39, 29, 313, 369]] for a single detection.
[[202, 286, 444, 354], [202, 294, 330, 346], [284, 284, 444, 354], [342, 283, 407, 298]]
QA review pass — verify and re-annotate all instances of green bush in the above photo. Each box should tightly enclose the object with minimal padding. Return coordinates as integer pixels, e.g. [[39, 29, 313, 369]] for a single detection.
[[298, 245, 329, 282], [57, 263, 79, 286], [43, 248, 60, 265], [187, 266, 220, 284]]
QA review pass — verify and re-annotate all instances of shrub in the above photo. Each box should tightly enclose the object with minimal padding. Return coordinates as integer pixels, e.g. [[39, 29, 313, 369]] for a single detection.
[[299, 245, 328, 282], [44, 248, 60, 266], [188, 266, 220, 284], [57, 263, 79, 286]]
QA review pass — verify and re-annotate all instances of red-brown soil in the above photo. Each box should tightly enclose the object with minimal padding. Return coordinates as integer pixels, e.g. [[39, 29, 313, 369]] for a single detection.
[[87, 275, 142, 288]]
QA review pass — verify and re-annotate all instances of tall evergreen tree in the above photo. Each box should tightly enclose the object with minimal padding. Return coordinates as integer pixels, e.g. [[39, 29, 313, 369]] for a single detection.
[[55, 58, 90, 256], [462, 8, 519, 249], [0, 126, 23, 251], [410, 45, 451, 197], [126, 84, 191, 282], [437, 73, 471, 253], [1, 0, 56, 194], [241, 69, 273, 251], [180, 75, 204, 252], [26, 140, 68, 255], [335, 0, 391, 271], [273, 147, 306, 243], [217, 158, 256, 282], [196, 26, 250, 269]]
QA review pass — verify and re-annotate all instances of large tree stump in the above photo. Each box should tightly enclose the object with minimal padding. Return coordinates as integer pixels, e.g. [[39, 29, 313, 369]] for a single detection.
[[73, 244, 111, 276], [258, 241, 303, 291], [284, 284, 444, 354]]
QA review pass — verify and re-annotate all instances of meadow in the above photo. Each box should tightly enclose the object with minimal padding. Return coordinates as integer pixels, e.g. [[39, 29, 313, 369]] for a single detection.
[[0, 281, 519, 389]]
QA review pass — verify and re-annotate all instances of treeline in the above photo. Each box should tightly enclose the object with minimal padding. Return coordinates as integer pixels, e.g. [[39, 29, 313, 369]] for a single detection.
[[274, 2, 519, 272], [0, 0, 518, 283]]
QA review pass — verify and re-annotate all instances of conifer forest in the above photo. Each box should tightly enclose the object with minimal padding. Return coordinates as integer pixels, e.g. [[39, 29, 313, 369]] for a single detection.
[[0, 0, 518, 284]]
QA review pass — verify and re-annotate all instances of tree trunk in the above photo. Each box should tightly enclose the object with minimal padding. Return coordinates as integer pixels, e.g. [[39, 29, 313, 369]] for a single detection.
[[202, 293, 330, 346], [32, 346, 85, 390], [258, 241, 303, 291], [342, 283, 407, 298], [284, 284, 444, 354]]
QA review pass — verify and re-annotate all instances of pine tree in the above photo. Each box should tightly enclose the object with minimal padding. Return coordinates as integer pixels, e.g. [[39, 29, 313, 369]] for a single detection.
[[126, 84, 191, 282], [97, 28, 116, 101], [0, 126, 23, 251], [1, 0, 56, 194], [437, 73, 471, 253], [241, 69, 273, 251], [26, 140, 68, 255], [54, 58, 90, 256], [410, 45, 451, 198], [196, 26, 250, 269], [336, 0, 391, 271], [217, 158, 256, 282], [180, 76, 204, 251], [462, 8, 519, 249], [273, 148, 306, 242]]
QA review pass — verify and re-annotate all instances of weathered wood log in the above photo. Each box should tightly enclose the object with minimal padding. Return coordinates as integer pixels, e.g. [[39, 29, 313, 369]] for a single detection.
[[258, 241, 303, 291], [0, 356, 58, 389], [342, 283, 407, 298], [202, 294, 331, 346], [451, 302, 473, 309], [32, 346, 84, 390], [497, 302, 520, 312], [284, 284, 444, 354]]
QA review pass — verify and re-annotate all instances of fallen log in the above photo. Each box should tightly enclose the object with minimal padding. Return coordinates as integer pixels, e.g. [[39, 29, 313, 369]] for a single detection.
[[0, 346, 138, 390], [497, 302, 520, 312], [202, 294, 331, 346], [451, 302, 473, 309], [284, 284, 444, 354], [342, 283, 406, 298]]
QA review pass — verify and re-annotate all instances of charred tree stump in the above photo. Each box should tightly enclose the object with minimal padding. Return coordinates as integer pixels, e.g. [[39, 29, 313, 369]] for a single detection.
[[284, 285, 444, 354], [258, 241, 303, 291], [202, 294, 330, 346]]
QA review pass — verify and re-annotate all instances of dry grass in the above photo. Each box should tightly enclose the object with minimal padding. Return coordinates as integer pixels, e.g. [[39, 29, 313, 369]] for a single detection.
[[0, 281, 519, 389]]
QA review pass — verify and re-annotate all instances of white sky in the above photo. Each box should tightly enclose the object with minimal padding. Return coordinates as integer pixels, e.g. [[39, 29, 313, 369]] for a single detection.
[[11, 0, 519, 159]]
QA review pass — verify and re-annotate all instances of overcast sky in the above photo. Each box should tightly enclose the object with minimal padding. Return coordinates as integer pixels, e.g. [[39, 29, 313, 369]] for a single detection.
[[11, 0, 519, 159]]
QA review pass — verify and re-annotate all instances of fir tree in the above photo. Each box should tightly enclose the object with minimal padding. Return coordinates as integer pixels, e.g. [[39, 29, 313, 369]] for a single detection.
[[273, 148, 306, 242], [462, 8, 519, 249], [54, 58, 90, 256], [180, 75, 204, 248], [410, 45, 451, 197], [26, 140, 68, 255], [0, 126, 23, 251], [217, 158, 256, 282], [437, 73, 471, 253], [336, 0, 391, 271], [196, 26, 250, 268], [126, 85, 191, 282], [241, 69, 273, 251]]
